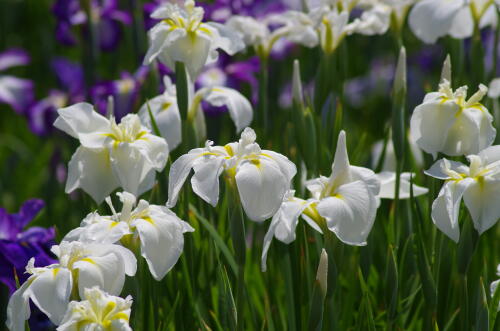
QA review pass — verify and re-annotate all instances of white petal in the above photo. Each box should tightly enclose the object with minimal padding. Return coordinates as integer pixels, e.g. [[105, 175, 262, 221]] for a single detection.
[[203, 87, 253, 133], [261, 151, 297, 184], [488, 78, 500, 99], [377, 171, 429, 199], [87, 244, 138, 276], [463, 178, 500, 235], [109, 144, 156, 197], [54, 103, 110, 139], [191, 155, 225, 206], [138, 95, 182, 151], [166, 151, 203, 208], [207, 22, 246, 55], [431, 179, 474, 242], [478, 145, 500, 165], [330, 130, 352, 186], [425, 158, 468, 179], [235, 158, 288, 222], [144, 26, 186, 65], [410, 97, 460, 157], [448, 7, 474, 39], [316, 180, 377, 246], [28, 268, 72, 324], [65, 147, 119, 204], [73, 254, 125, 297], [133, 207, 192, 280], [132, 133, 169, 170], [159, 32, 212, 78], [6, 277, 33, 331], [408, 0, 464, 43]]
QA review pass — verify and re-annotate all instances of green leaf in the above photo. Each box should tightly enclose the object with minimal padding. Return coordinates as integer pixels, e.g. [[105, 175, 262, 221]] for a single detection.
[[175, 61, 189, 119], [189, 204, 237, 275], [217, 264, 237, 331], [146, 99, 162, 137]]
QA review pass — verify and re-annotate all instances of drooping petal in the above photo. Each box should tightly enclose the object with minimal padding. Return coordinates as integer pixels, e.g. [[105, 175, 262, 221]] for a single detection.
[[207, 22, 246, 55], [316, 180, 377, 246], [73, 254, 125, 297], [377, 172, 429, 199], [261, 151, 297, 183], [87, 244, 138, 276], [203, 87, 253, 133], [191, 155, 225, 207], [462, 178, 500, 235], [235, 158, 288, 222], [408, 0, 465, 43], [133, 207, 193, 280], [28, 267, 72, 324], [131, 133, 169, 170], [109, 144, 156, 197], [6, 277, 33, 331], [431, 178, 474, 242], [65, 147, 119, 203], [425, 158, 469, 180], [448, 6, 474, 39], [143, 25, 185, 65], [167, 151, 204, 208]]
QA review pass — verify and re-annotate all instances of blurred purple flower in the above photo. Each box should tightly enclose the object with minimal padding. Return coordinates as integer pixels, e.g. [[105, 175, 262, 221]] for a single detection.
[[91, 65, 149, 119], [201, 0, 287, 22], [53, 0, 132, 51], [27, 58, 85, 136], [0, 48, 34, 114], [0, 199, 55, 293]]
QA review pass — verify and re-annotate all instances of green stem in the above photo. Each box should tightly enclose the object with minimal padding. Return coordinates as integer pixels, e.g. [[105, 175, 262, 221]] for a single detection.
[[258, 56, 269, 133], [226, 178, 246, 331]]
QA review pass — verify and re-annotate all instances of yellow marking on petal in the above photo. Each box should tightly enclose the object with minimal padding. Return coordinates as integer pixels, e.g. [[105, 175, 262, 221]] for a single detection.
[[113, 312, 130, 321], [161, 102, 172, 111], [52, 268, 60, 277], [224, 144, 234, 156], [198, 26, 212, 35], [250, 159, 261, 168], [80, 258, 96, 265], [143, 216, 155, 225], [109, 221, 119, 228]]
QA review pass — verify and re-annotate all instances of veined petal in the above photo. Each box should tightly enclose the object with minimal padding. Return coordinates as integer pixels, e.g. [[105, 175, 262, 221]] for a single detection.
[[138, 95, 182, 151], [133, 207, 193, 280], [203, 87, 253, 133], [317, 180, 377, 246], [431, 178, 474, 242], [463, 178, 500, 235], [28, 267, 72, 324], [54, 102, 110, 141], [408, 0, 465, 43], [236, 158, 288, 222], [167, 151, 203, 208], [425, 158, 468, 180], [65, 147, 119, 204], [191, 155, 225, 207], [144, 25, 185, 65]]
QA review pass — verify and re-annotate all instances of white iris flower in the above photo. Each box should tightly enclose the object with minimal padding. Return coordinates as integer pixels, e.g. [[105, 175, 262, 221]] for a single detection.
[[143, 0, 244, 78], [167, 127, 297, 222], [64, 191, 194, 281], [7, 242, 136, 330], [425, 147, 500, 242], [57, 287, 132, 331], [54, 103, 169, 203]]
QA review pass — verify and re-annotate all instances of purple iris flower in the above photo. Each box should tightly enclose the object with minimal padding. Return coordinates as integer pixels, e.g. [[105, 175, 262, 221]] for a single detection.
[[91, 65, 149, 119], [27, 58, 85, 136], [0, 48, 34, 114], [53, 0, 132, 51], [0, 199, 55, 293]]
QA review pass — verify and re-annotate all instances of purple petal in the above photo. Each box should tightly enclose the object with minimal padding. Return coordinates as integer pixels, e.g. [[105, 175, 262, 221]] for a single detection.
[[28, 90, 68, 136], [0, 49, 30, 71], [17, 199, 45, 228], [97, 19, 123, 51], [55, 22, 78, 46], [51, 58, 84, 97], [0, 76, 34, 114]]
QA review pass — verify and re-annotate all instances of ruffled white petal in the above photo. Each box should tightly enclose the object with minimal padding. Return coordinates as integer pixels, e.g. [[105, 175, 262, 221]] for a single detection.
[[203, 87, 253, 133], [191, 155, 225, 207]]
